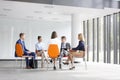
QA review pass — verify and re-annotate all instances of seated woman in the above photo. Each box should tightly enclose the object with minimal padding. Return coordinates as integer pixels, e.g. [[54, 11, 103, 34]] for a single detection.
[[64, 33, 85, 70], [48, 31, 61, 70]]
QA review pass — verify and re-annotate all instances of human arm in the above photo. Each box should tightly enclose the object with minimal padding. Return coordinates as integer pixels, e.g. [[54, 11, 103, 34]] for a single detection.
[[72, 41, 84, 50]]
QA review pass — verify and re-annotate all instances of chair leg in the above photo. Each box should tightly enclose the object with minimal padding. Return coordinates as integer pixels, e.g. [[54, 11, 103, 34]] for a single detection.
[[46, 58, 49, 70], [83, 57, 87, 70], [15, 59, 18, 69], [21, 57, 23, 69], [46, 60, 49, 70], [41, 54, 44, 68]]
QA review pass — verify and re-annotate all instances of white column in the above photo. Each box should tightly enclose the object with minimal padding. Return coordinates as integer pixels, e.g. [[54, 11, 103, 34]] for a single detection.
[[71, 14, 83, 47]]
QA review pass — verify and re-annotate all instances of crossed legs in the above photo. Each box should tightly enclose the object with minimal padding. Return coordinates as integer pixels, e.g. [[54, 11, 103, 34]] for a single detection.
[[37, 51, 49, 68], [65, 51, 85, 70]]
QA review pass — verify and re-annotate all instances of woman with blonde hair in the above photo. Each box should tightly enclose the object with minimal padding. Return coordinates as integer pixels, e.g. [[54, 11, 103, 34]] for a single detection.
[[63, 33, 85, 70]]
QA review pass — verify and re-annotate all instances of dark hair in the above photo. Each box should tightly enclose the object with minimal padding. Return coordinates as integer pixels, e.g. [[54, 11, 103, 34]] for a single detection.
[[61, 36, 66, 39], [38, 36, 42, 40], [19, 33, 24, 38], [51, 31, 57, 39]]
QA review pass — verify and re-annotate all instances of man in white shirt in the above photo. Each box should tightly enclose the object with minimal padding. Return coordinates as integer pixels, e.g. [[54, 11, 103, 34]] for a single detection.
[[35, 36, 45, 56], [35, 36, 48, 68]]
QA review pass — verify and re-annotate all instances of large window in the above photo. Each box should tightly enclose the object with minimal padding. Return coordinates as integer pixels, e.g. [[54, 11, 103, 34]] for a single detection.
[[83, 12, 120, 64]]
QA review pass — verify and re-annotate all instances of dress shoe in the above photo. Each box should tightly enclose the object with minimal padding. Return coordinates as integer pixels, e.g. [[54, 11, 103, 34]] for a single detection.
[[26, 66, 32, 69], [53, 66, 56, 70], [69, 66, 75, 70], [63, 62, 69, 65]]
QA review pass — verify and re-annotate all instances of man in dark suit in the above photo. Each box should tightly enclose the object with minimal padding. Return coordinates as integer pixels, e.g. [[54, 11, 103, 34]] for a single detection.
[[59, 36, 71, 69], [15, 33, 36, 69]]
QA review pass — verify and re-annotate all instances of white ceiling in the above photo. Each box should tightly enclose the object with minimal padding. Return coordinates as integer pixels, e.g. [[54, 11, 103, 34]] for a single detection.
[[0, 1, 120, 22]]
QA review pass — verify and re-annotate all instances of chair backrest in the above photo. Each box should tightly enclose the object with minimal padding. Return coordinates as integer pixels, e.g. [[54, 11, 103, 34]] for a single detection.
[[84, 45, 88, 57], [48, 44, 59, 59], [75, 45, 87, 58], [15, 43, 24, 57], [81, 45, 87, 58]]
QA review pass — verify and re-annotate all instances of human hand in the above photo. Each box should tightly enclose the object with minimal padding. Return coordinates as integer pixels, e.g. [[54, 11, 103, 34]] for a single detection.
[[27, 51, 31, 53]]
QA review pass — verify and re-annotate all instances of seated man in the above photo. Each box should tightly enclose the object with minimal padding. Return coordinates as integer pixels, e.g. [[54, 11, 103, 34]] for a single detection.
[[15, 33, 36, 69], [35, 36, 48, 68], [59, 36, 71, 69]]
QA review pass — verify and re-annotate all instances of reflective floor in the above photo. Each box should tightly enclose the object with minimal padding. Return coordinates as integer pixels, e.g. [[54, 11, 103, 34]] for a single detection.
[[0, 61, 120, 80]]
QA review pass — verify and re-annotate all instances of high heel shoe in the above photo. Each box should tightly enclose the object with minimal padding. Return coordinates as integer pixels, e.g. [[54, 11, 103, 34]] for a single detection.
[[69, 66, 75, 70], [63, 62, 69, 65]]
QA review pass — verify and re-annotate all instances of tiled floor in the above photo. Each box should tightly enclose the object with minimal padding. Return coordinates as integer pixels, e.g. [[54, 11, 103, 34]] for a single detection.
[[0, 61, 120, 80]]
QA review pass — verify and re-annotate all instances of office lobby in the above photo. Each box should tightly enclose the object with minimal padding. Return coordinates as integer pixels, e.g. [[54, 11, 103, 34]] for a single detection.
[[0, 0, 120, 80]]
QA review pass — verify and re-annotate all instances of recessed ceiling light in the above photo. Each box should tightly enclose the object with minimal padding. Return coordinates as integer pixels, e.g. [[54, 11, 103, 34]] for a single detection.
[[0, 14, 7, 16], [34, 11, 42, 13], [52, 18, 59, 20], [26, 16, 33, 18], [48, 12, 52, 14], [39, 17, 43, 19], [3, 8, 12, 11], [44, 5, 54, 8]]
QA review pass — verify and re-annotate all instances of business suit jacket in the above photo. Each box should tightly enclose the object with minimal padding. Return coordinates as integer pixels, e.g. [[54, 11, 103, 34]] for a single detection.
[[60, 42, 71, 51], [15, 39, 29, 57]]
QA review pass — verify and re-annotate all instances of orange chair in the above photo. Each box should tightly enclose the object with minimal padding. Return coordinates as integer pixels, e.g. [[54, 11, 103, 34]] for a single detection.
[[15, 44, 24, 57], [73, 45, 87, 70], [15, 43, 33, 68], [48, 44, 60, 70]]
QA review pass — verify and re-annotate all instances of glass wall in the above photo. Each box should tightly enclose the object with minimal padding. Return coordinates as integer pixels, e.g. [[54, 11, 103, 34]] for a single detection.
[[0, 17, 71, 59], [83, 12, 120, 64]]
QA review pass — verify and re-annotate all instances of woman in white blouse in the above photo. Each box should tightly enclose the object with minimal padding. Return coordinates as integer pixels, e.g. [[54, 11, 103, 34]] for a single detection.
[[48, 31, 61, 50], [48, 31, 61, 70]]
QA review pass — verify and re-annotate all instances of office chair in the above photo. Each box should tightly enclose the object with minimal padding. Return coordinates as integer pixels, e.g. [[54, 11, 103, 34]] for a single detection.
[[73, 45, 87, 70], [15, 43, 34, 68], [48, 44, 60, 70]]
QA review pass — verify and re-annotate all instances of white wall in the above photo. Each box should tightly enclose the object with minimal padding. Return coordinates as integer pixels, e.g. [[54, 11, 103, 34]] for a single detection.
[[0, 17, 71, 59]]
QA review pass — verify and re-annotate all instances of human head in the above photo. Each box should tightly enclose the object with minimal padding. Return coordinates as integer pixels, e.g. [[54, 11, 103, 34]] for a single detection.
[[61, 36, 66, 43], [51, 31, 57, 39], [38, 36, 42, 42], [19, 33, 25, 40], [78, 33, 84, 41]]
